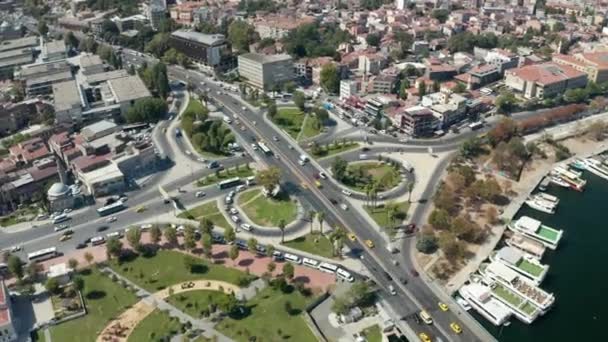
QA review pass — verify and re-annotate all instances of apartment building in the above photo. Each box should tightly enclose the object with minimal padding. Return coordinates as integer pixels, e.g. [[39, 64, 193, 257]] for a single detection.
[[0, 280, 17, 342], [237, 53, 293, 90], [505, 63, 588, 99], [169, 30, 231, 68], [553, 52, 608, 84]]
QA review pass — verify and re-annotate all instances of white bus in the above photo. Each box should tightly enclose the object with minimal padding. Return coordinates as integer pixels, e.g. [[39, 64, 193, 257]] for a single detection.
[[336, 268, 355, 282], [257, 141, 271, 155], [283, 253, 302, 264], [245, 176, 256, 186], [106, 231, 122, 239], [318, 262, 339, 274], [52, 214, 70, 224], [91, 236, 106, 245], [96, 200, 126, 216], [28, 247, 58, 262], [302, 257, 320, 268]]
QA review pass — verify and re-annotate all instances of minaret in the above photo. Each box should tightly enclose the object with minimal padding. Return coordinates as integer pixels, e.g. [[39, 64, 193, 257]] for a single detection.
[[55, 153, 68, 185]]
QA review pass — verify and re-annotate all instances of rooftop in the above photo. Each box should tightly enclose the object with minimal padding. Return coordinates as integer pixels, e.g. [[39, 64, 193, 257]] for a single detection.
[[107, 75, 151, 103], [508, 63, 587, 85], [239, 52, 292, 64], [0, 35, 38, 53], [80, 161, 123, 184], [52, 80, 81, 112], [44, 40, 66, 55], [85, 69, 129, 84], [171, 30, 226, 46], [82, 120, 117, 140]]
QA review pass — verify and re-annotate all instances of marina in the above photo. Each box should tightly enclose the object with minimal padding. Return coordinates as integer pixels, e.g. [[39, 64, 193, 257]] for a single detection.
[[507, 216, 563, 250], [490, 247, 549, 285]]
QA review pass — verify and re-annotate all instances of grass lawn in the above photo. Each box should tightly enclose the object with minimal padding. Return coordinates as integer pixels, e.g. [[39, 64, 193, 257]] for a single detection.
[[167, 290, 233, 318], [196, 166, 254, 187], [216, 287, 317, 342], [0, 205, 40, 227], [185, 97, 205, 114], [238, 188, 260, 204], [284, 233, 334, 259], [362, 325, 382, 342], [33, 330, 46, 342], [299, 114, 322, 141], [272, 107, 305, 139], [311, 142, 360, 159], [493, 284, 523, 307], [50, 269, 138, 342], [178, 201, 231, 230], [364, 202, 410, 232], [517, 259, 544, 277], [238, 190, 298, 227], [344, 162, 401, 192], [128, 309, 181, 342], [111, 250, 254, 292]]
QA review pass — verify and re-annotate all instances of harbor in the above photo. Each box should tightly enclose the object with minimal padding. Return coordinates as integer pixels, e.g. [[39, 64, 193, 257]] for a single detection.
[[464, 154, 608, 341]]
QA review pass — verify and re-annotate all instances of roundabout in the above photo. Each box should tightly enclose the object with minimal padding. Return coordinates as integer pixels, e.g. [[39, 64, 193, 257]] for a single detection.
[[235, 188, 300, 228]]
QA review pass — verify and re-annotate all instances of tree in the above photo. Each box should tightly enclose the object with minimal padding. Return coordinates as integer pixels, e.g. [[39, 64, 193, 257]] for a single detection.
[[26, 262, 42, 279], [125, 98, 168, 123], [229, 245, 240, 266], [438, 232, 466, 262], [67, 258, 79, 270], [331, 157, 348, 181], [38, 20, 49, 36], [399, 79, 410, 100], [200, 218, 214, 235], [495, 90, 517, 114], [257, 166, 281, 194], [247, 238, 259, 255], [8, 255, 23, 279], [366, 33, 381, 47], [228, 20, 257, 52], [225, 226, 236, 244], [84, 252, 94, 266], [126, 228, 142, 251], [73, 276, 85, 291], [64, 31, 79, 49], [183, 226, 197, 251], [320, 63, 340, 94], [267, 100, 277, 118], [453, 82, 467, 93], [429, 209, 451, 230], [416, 230, 438, 254], [278, 219, 286, 243], [460, 137, 484, 158], [431, 9, 450, 23], [418, 82, 427, 99], [152, 63, 170, 98], [308, 210, 316, 234], [488, 117, 518, 146], [150, 226, 162, 245], [106, 237, 123, 260], [202, 233, 213, 258], [294, 91, 306, 111], [266, 244, 275, 258], [267, 261, 276, 273], [45, 278, 60, 294], [317, 211, 326, 234], [145, 33, 170, 58], [282, 262, 294, 281], [164, 226, 178, 246]]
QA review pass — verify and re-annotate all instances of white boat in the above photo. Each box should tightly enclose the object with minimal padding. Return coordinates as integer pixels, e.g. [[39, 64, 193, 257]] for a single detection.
[[506, 233, 546, 261], [524, 197, 555, 214], [549, 175, 570, 188], [458, 282, 512, 326], [582, 158, 608, 181], [455, 295, 472, 311], [552, 166, 586, 191], [535, 193, 559, 205], [508, 216, 563, 250], [491, 247, 549, 285]]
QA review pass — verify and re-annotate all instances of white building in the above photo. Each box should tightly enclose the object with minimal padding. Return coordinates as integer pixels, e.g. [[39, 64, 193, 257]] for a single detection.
[[237, 53, 294, 90], [0, 280, 17, 342], [340, 79, 358, 100]]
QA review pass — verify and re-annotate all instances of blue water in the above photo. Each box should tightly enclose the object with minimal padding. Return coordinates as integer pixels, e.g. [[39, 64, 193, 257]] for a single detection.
[[476, 171, 608, 341]]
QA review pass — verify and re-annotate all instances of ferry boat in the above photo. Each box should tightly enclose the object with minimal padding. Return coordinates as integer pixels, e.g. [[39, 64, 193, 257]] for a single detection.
[[480, 261, 555, 313], [582, 158, 608, 181], [569, 158, 587, 171], [551, 166, 586, 191], [491, 247, 549, 285], [507, 216, 563, 250], [506, 233, 546, 260], [524, 197, 556, 214], [549, 175, 570, 188], [458, 282, 513, 326]]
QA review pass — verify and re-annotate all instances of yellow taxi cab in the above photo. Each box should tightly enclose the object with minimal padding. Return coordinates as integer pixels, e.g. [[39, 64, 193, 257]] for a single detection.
[[418, 332, 432, 342], [450, 322, 462, 334], [315, 180, 322, 188], [136, 206, 147, 213], [348, 233, 357, 241], [301, 182, 308, 189], [438, 302, 449, 311], [365, 239, 374, 248], [59, 234, 72, 242]]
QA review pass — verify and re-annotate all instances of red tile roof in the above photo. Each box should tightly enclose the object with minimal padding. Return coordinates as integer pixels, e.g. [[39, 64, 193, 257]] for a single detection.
[[508, 63, 586, 85], [0, 280, 9, 325], [72, 154, 110, 172]]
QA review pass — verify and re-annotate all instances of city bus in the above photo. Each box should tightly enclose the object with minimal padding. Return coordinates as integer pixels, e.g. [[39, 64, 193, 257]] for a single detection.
[[52, 214, 70, 224], [97, 201, 126, 216], [257, 141, 271, 155], [28, 247, 59, 262], [217, 177, 241, 190]]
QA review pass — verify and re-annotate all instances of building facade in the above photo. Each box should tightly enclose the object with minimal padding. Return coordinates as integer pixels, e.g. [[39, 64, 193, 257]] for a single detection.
[[169, 30, 231, 68], [505, 63, 588, 99], [237, 53, 293, 90]]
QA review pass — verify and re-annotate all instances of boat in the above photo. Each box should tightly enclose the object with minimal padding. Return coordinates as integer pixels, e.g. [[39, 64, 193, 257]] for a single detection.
[[524, 197, 556, 214], [491, 247, 549, 285], [538, 177, 550, 191], [455, 295, 472, 311], [458, 282, 513, 326], [551, 166, 586, 191], [506, 233, 546, 261], [549, 175, 570, 188], [507, 216, 563, 250], [582, 158, 608, 181], [535, 192, 559, 205], [569, 158, 587, 171]]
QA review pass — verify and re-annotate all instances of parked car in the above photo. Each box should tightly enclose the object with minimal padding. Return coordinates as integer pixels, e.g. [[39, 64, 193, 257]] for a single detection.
[[195, 191, 206, 198]]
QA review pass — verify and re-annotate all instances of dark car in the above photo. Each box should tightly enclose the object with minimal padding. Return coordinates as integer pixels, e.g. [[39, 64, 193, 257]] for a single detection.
[[76, 243, 87, 249], [413, 314, 421, 324], [383, 271, 393, 282], [84, 237, 92, 244], [236, 240, 248, 250], [96, 226, 109, 232], [399, 277, 408, 285], [329, 198, 338, 205], [410, 269, 419, 277]]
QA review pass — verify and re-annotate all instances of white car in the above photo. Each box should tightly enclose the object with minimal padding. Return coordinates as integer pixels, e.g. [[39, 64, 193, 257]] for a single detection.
[[63, 208, 72, 214], [229, 208, 238, 215], [195, 191, 206, 198], [140, 224, 153, 230], [240, 223, 253, 231], [341, 189, 352, 196], [106, 216, 117, 223], [10, 245, 22, 252], [231, 215, 240, 223], [252, 143, 259, 150], [319, 172, 327, 179], [197, 157, 207, 162], [340, 203, 349, 211], [185, 150, 192, 155]]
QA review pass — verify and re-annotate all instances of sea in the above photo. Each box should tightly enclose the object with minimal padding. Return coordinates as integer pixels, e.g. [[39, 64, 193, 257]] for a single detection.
[[474, 170, 608, 341]]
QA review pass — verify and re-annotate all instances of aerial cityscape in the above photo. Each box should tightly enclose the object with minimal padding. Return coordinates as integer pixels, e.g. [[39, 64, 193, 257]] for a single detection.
[[0, 0, 606, 341]]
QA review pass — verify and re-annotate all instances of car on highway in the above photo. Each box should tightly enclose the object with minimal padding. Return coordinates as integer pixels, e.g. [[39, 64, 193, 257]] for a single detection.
[[76, 242, 87, 249], [54, 224, 69, 232], [438, 302, 449, 312], [419, 310, 433, 325], [329, 198, 338, 205], [348, 233, 356, 241], [59, 234, 72, 242], [315, 180, 322, 188], [136, 206, 146, 213], [318, 172, 327, 179], [229, 208, 238, 215], [365, 239, 374, 248], [106, 216, 117, 223], [207, 161, 220, 169], [450, 322, 462, 334], [9, 245, 22, 252], [62, 229, 74, 236], [341, 189, 352, 196], [197, 157, 207, 163], [195, 191, 206, 198], [340, 203, 348, 210], [388, 284, 396, 295], [231, 215, 240, 223], [96, 226, 109, 232], [240, 223, 253, 231], [411, 268, 419, 277], [418, 332, 431, 342], [272, 136, 279, 141]]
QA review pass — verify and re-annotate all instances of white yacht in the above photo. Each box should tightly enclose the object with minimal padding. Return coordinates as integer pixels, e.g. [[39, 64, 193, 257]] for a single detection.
[[551, 166, 586, 191], [508, 216, 563, 250], [535, 193, 559, 205], [459, 282, 512, 326], [549, 175, 570, 188], [582, 158, 608, 181], [506, 233, 546, 261], [491, 246, 549, 285], [524, 197, 556, 214]]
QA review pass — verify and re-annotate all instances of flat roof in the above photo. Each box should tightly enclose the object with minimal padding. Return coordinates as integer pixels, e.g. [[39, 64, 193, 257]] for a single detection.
[[82, 120, 117, 139], [53, 80, 81, 112], [171, 30, 225, 46], [85, 69, 129, 84], [107, 75, 151, 103], [0, 55, 33, 69], [81, 161, 123, 184], [497, 246, 522, 265], [80, 54, 103, 68], [18, 60, 71, 78], [239, 53, 292, 65], [487, 260, 519, 283], [26, 70, 73, 86], [0, 48, 32, 60], [45, 40, 66, 55], [0, 36, 38, 53]]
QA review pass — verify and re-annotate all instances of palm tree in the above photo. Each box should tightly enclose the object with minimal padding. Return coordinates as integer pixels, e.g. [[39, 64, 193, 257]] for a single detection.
[[386, 201, 398, 230], [330, 227, 347, 257], [278, 219, 286, 243], [365, 184, 372, 207], [407, 181, 414, 203], [317, 211, 325, 235], [308, 210, 316, 234]]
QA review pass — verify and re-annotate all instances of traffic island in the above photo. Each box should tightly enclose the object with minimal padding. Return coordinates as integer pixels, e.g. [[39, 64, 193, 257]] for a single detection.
[[236, 189, 299, 227], [339, 161, 403, 193]]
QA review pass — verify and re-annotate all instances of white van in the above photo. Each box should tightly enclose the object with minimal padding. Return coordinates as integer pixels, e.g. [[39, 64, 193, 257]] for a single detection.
[[402, 160, 414, 173], [318, 262, 338, 274], [246, 176, 256, 186], [223, 116, 232, 124], [336, 268, 354, 282], [359, 154, 368, 160], [284, 253, 302, 264], [302, 257, 320, 268], [91, 236, 106, 245], [419, 310, 433, 324]]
